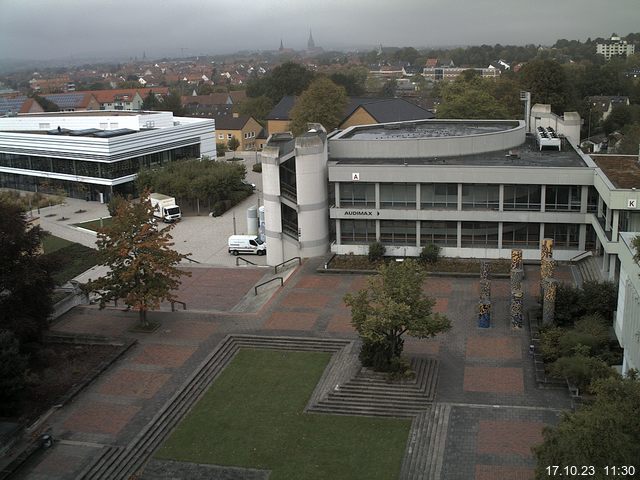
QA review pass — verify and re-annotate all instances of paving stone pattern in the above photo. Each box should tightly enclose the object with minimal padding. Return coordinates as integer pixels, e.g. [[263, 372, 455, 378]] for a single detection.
[[17, 260, 574, 480]]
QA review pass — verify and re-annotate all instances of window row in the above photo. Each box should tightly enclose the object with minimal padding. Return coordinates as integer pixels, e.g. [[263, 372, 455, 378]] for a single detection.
[[0, 145, 200, 179], [340, 220, 583, 249], [337, 182, 599, 212]]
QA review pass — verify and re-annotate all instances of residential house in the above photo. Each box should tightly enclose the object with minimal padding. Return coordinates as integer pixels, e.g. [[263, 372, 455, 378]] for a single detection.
[[43, 92, 100, 111], [214, 113, 262, 151], [0, 96, 44, 116], [266, 96, 434, 136], [587, 96, 630, 121]]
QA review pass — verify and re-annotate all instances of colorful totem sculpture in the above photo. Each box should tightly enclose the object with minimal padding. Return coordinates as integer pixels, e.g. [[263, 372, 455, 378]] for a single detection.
[[510, 249, 524, 329], [478, 260, 491, 328]]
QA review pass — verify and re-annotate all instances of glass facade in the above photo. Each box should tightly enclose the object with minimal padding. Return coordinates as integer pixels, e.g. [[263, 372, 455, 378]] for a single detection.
[[544, 223, 579, 248], [340, 219, 376, 244], [380, 220, 416, 245], [461, 222, 499, 248], [380, 183, 416, 209], [461, 184, 500, 210], [281, 203, 298, 239], [545, 185, 581, 211], [421, 183, 457, 209], [420, 221, 457, 246], [340, 183, 375, 207], [279, 157, 296, 201], [502, 222, 540, 248], [503, 185, 541, 211]]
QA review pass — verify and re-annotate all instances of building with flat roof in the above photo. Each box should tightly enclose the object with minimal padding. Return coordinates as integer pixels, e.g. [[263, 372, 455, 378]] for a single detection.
[[0, 110, 215, 201], [260, 109, 640, 376], [596, 35, 635, 60]]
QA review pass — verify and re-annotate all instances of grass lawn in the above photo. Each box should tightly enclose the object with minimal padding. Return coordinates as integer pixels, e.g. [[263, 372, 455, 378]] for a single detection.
[[156, 349, 411, 480], [73, 217, 112, 232], [42, 234, 98, 285]]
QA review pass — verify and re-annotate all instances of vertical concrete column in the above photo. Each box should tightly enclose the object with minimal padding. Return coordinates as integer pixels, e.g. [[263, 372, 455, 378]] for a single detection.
[[457, 183, 463, 211], [497, 222, 503, 249], [294, 131, 330, 259], [498, 184, 504, 212], [540, 185, 546, 212], [335, 182, 340, 208], [605, 206, 612, 231], [376, 220, 381, 242], [597, 196, 603, 218], [579, 224, 587, 251], [609, 255, 617, 280], [375, 183, 380, 210], [415, 183, 421, 210], [416, 221, 421, 248], [335, 219, 341, 245], [539, 224, 545, 249], [457, 221, 462, 248], [612, 210, 620, 240], [261, 145, 284, 266], [580, 185, 588, 214]]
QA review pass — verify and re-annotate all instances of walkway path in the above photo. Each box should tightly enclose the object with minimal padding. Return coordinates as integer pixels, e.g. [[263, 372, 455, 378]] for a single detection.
[[13, 259, 572, 480]]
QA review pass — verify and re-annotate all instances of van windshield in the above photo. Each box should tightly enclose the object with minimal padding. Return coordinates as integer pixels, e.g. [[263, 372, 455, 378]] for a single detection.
[[166, 207, 180, 215], [255, 237, 264, 245]]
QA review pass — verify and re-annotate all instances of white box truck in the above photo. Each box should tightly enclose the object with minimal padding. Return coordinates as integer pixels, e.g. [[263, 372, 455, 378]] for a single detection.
[[149, 193, 181, 223], [228, 235, 266, 256]]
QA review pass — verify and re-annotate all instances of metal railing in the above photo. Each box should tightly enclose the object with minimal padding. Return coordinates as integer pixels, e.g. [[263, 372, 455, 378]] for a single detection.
[[255, 277, 283, 295], [170, 300, 187, 312], [569, 250, 593, 263], [184, 256, 201, 264], [274, 256, 301, 274], [236, 256, 258, 266]]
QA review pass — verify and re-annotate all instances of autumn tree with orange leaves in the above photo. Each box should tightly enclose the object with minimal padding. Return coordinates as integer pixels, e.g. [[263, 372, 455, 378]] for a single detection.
[[86, 191, 190, 327]]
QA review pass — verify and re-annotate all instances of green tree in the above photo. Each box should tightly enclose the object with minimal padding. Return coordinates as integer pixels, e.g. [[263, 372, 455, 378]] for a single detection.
[[534, 375, 640, 478], [289, 77, 348, 135], [227, 136, 240, 157], [0, 201, 54, 345], [344, 260, 451, 372], [437, 77, 509, 119], [157, 90, 185, 116], [238, 95, 274, 123], [0, 330, 29, 415], [141, 90, 161, 110], [31, 94, 59, 112], [216, 142, 227, 157], [519, 59, 571, 113], [246, 61, 315, 103], [380, 78, 396, 97], [86, 192, 190, 327]]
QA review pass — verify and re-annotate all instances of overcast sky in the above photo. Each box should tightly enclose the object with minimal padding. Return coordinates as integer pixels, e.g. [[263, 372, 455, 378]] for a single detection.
[[1, 0, 639, 61]]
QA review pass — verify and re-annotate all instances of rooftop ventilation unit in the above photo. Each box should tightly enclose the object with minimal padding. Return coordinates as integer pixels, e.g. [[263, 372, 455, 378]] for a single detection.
[[535, 126, 561, 151]]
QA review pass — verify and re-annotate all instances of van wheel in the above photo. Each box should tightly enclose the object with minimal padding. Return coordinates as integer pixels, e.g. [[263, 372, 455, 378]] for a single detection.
[[258, 250, 265, 256], [231, 250, 239, 256]]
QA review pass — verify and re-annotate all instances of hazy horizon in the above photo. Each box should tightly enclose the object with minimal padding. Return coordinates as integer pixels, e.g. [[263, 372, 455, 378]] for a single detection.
[[1, 0, 639, 63]]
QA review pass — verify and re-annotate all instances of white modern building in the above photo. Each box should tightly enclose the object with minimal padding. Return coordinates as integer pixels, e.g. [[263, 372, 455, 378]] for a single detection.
[[596, 35, 636, 60], [0, 110, 215, 201], [615, 232, 640, 375]]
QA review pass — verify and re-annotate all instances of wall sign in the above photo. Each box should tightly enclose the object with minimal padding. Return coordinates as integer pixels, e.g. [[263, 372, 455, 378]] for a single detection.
[[352, 172, 360, 181], [628, 199, 637, 208], [344, 210, 380, 216]]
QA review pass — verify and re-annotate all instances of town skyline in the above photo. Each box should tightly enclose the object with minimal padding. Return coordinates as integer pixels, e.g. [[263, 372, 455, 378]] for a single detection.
[[1, 0, 639, 62]]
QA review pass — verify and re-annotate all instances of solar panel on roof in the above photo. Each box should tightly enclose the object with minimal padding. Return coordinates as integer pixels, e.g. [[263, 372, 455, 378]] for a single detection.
[[0, 97, 28, 115], [44, 93, 85, 108]]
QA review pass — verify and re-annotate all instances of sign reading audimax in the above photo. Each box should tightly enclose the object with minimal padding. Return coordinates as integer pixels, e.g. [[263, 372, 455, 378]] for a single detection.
[[343, 210, 380, 216]]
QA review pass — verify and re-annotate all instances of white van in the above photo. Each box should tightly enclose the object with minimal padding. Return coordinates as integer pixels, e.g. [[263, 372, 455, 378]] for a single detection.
[[228, 235, 266, 256]]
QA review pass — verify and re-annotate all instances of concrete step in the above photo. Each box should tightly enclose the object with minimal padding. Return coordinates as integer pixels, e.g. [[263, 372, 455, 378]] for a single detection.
[[319, 395, 430, 410], [310, 404, 421, 418]]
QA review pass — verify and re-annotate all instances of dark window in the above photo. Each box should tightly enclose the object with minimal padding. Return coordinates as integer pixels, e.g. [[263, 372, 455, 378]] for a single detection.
[[502, 222, 540, 248], [380, 220, 416, 245], [544, 223, 579, 249], [503, 185, 541, 211], [545, 186, 581, 211], [421, 183, 457, 209], [340, 219, 376, 244], [420, 221, 457, 246], [340, 182, 375, 207], [461, 184, 500, 210], [380, 183, 416, 209], [461, 222, 499, 248]]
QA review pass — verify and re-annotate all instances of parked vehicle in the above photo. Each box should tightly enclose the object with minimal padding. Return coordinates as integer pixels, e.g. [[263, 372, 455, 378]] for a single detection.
[[228, 235, 266, 256], [149, 193, 181, 223]]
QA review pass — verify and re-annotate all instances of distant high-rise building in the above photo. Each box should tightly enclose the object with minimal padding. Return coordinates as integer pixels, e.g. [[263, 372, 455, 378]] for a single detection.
[[596, 35, 635, 60], [279, 39, 284, 51]]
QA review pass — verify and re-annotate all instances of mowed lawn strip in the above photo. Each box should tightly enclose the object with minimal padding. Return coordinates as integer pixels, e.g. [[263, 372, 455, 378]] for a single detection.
[[156, 349, 411, 480]]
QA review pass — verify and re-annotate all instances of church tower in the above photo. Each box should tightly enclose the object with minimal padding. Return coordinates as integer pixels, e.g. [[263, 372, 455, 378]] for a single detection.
[[307, 30, 315, 50]]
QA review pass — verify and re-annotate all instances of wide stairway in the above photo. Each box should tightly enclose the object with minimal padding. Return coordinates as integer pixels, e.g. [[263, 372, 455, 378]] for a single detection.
[[309, 357, 439, 418], [576, 255, 602, 284]]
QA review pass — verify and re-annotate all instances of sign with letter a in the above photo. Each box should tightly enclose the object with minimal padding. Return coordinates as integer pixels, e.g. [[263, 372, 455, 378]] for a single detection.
[[352, 172, 360, 181]]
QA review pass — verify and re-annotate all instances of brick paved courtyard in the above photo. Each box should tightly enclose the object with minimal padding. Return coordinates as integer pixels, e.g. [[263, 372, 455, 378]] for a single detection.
[[15, 260, 573, 480]]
